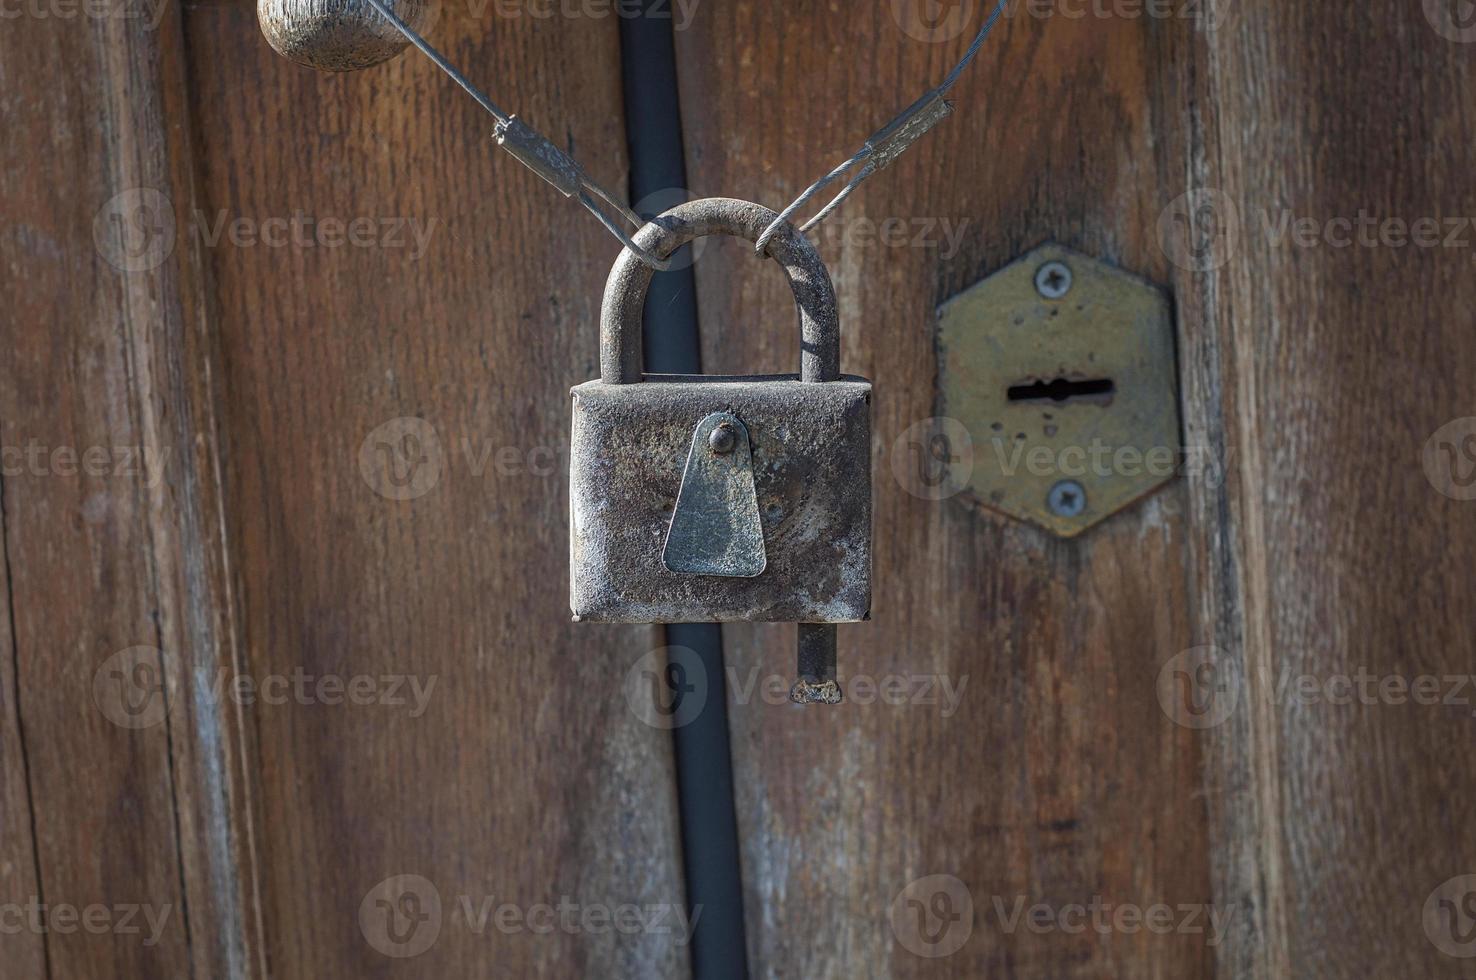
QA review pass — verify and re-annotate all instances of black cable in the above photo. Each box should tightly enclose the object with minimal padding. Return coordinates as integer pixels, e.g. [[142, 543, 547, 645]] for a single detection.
[[619, 7, 750, 979]]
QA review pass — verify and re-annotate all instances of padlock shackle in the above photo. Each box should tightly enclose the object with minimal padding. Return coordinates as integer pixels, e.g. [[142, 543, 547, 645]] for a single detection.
[[599, 197, 840, 384]]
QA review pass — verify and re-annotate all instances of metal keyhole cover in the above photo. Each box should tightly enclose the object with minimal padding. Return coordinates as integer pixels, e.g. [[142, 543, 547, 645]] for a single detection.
[[662, 413, 767, 578], [569, 198, 872, 624], [937, 243, 1181, 537]]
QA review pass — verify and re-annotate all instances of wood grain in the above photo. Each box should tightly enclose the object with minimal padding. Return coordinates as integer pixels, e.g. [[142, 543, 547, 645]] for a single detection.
[[677, 5, 1213, 977], [1179, 0, 1476, 976], [676, 1, 1476, 977], [181, 2, 688, 976], [115, 2, 268, 976], [0, 501, 43, 979], [5, 1, 1473, 977], [0, 2, 211, 975]]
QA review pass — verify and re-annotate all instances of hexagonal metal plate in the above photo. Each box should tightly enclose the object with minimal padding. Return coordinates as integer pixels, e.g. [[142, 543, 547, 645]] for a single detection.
[[937, 244, 1180, 537]]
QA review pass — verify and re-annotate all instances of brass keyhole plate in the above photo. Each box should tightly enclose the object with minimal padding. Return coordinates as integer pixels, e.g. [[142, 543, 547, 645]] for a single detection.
[[936, 244, 1182, 538]]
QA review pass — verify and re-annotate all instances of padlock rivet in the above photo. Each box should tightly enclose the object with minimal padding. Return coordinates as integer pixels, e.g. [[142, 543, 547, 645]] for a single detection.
[[709, 423, 737, 454]]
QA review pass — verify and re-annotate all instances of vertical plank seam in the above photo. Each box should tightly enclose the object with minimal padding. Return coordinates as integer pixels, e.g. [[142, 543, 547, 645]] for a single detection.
[[200, 368, 270, 980], [1189, 16, 1292, 979], [93, 7, 197, 970], [1223, 233, 1290, 980], [170, 10, 272, 974], [0, 463, 54, 980], [96, 2, 265, 976]]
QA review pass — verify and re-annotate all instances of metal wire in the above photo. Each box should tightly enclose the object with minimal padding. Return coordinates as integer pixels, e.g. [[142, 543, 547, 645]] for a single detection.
[[755, 0, 1010, 255], [359, 0, 1007, 268], [361, 0, 671, 269]]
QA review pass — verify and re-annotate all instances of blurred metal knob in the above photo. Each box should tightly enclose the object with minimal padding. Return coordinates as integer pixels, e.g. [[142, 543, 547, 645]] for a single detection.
[[258, 0, 433, 72]]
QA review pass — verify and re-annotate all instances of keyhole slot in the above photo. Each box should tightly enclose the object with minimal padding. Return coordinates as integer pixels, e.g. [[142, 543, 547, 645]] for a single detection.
[[1006, 377, 1116, 404]]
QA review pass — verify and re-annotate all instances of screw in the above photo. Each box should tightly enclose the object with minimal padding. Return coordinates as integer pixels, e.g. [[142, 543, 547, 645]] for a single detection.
[[1035, 261, 1072, 300], [1047, 479, 1086, 518], [709, 423, 736, 454]]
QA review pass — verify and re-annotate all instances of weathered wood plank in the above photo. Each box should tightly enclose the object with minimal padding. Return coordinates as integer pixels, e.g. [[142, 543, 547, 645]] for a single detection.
[[0, 502, 44, 978], [0, 3, 212, 973], [1178, 0, 1476, 976], [109, 2, 268, 976], [181, 3, 689, 976], [677, 6, 1213, 977], [6, 3, 1466, 978], [3, 0, 263, 974]]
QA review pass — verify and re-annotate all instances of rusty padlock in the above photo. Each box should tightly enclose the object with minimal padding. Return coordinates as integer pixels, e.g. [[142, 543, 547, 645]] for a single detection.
[[570, 198, 871, 702]]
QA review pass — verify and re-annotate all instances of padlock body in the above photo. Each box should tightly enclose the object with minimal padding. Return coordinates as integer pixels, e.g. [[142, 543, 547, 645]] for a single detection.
[[570, 374, 872, 623]]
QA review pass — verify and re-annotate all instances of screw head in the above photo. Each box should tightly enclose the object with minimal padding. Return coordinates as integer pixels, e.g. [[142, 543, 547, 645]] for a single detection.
[[1047, 479, 1087, 518], [709, 423, 737, 454], [1035, 261, 1073, 300]]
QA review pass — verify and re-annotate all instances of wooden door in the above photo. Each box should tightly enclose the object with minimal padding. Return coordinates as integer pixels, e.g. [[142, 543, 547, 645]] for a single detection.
[[2, 0, 1473, 977]]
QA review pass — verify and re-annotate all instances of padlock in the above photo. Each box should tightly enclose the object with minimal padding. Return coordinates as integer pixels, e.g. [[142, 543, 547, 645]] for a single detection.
[[570, 198, 871, 701]]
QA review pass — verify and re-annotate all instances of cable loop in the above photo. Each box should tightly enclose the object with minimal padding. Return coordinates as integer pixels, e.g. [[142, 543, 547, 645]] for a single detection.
[[358, 0, 1008, 271], [756, 1, 1010, 255], [362, 0, 670, 270]]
